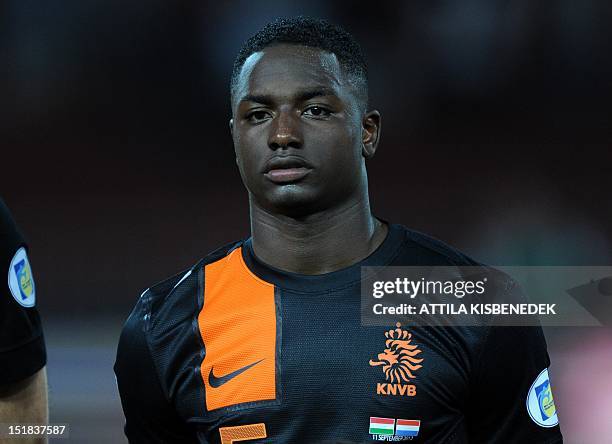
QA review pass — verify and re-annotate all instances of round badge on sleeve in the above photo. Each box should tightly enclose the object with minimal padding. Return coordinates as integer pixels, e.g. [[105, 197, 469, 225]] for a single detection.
[[7, 247, 36, 307], [526, 368, 559, 427]]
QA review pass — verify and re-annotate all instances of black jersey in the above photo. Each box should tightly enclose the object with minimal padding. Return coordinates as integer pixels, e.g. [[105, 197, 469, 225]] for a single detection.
[[114, 223, 562, 443], [0, 199, 46, 385]]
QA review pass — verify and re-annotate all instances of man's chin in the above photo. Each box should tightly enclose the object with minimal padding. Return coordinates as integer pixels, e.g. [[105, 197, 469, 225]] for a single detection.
[[259, 189, 324, 218]]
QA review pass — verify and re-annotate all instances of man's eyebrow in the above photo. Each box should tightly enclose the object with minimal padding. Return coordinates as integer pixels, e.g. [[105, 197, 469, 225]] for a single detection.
[[240, 94, 274, 105], [294, 87, 338, 102], [239, 87, 338, 105]]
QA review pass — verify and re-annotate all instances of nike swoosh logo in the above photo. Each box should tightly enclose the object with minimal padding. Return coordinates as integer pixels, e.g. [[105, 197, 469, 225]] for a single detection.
[[208, 359, 264, 388]]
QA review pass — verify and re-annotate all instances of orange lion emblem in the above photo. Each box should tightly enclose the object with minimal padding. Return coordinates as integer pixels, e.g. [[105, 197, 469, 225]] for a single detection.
[[369, 323, 424, 383]]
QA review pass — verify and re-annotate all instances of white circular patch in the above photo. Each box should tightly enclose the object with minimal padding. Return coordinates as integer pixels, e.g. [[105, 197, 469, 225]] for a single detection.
[[527, 368, 559, 427], [7, 247, 36, 307]]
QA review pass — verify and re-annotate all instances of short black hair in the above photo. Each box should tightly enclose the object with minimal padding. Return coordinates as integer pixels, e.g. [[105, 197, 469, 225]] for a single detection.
[[231, 16, 369, 110]]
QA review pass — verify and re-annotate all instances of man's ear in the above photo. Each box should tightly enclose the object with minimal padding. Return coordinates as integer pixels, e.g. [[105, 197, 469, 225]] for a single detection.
[[229, 118, 234, 139], [362, 110, 381, 159]]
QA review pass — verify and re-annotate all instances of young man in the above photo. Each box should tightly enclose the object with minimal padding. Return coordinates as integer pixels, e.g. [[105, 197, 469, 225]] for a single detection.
[[115, 17, 563, 443], [0, 199, 48, 442]]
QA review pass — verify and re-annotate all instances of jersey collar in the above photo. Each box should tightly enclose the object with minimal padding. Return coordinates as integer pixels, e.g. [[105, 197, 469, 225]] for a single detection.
[[241, 222, 405, 292]]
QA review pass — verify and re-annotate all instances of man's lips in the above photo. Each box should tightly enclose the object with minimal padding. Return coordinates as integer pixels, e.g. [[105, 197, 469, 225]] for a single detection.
[[264, 167, 312, 183], [263, 155, 313, 184]]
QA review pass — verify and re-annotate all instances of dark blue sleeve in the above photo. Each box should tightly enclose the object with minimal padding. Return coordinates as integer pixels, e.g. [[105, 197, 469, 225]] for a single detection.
[[467, 322, 563, 443], [114, 291, 195, 443], [0, 199, 46, 385]]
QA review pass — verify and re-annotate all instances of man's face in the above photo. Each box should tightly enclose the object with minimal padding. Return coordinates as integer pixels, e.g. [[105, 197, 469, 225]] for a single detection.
[[230, 44, 378, 217]]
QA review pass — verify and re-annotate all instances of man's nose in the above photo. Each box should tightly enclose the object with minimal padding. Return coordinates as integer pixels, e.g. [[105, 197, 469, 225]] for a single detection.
[[268, 110, 302, 150]]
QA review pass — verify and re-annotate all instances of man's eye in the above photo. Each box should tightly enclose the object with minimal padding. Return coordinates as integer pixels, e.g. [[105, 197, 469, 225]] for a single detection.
[[303, 106, 331, 118], [247, 110, 271, 122]]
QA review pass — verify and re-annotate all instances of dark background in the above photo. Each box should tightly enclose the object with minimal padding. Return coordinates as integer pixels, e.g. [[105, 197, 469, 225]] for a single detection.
[[1, 1, 611, 442]]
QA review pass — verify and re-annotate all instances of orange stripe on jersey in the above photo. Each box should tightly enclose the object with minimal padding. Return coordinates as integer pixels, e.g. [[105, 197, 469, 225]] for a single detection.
[[199, 246, 277, 411]]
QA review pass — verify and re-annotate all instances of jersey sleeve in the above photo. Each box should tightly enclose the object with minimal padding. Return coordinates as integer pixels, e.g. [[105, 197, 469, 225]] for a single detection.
[[114, 291, 195, 443], [467, 279, 563, 443], [0, 200, 46, 385]]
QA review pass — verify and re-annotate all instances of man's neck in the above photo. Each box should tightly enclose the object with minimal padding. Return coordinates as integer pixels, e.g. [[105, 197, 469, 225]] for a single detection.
[[249, 196, 388, 275]]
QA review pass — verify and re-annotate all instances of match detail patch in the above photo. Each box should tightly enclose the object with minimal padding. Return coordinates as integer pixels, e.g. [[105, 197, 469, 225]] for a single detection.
[[369, 417, 395, 436], [527, 368, 559, 427], [7, 247, 36, 307]]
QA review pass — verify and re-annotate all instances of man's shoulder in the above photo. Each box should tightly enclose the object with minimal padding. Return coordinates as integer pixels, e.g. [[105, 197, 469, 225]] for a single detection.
[[116, 239, 247, 404], [1, 199, 26, 257], [394, 224, 481, 267], [394, 224, 520, 300], [142, 239, 245, 306]]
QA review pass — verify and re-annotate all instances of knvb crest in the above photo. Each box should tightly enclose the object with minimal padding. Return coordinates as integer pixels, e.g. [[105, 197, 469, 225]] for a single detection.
[[369, 323, 423, 396]]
